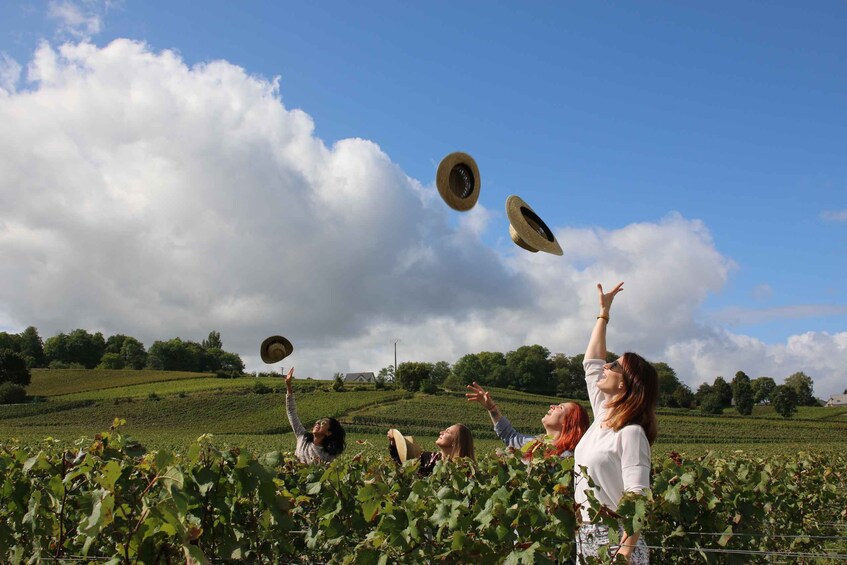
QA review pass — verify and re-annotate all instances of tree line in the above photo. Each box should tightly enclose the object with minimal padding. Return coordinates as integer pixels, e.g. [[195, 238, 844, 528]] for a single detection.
[[0, 327, 245, 403], [384, 344, 820, 418]]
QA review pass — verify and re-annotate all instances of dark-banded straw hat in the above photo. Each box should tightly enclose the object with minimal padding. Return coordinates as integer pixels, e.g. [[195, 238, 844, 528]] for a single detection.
[[436, 152, 481, 212], [260, 335, 294, 364], [390, 428, 423, 463], [505, 195, 563, 256]]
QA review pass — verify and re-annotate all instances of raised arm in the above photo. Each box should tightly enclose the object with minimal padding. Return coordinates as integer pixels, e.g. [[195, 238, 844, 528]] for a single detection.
[[585, 282, 624, 360], [285, 367, 306, 438], [466, 382, 501, 425]]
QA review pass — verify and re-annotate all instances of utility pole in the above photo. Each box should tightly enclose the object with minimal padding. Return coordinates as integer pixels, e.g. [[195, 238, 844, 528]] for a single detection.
[[392, 338, 400, 382]]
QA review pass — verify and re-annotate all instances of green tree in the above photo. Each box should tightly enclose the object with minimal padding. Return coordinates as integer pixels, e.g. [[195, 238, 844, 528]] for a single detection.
[[784, 372, 815, 406], [146, 338, 203, 371], [45, 329, 106, 369], [0, 349, 31, 387], [332, 372, 344, 391], [419, 378, 438, 394], [202, 330, 223, 350], [731, 371, 754, 415], [120, 337, 147, 370], [0, 332, 20, 353], [552, 353, 588, 401], [672, 385, 695, 409], [712, 377, 733, 408], [19, 326, 46, 368], [451, 354, 484, 386], [751, 377, 776, 405], [443, 372, 463, 391], [97, 353, 125, 370], [430, 361, 451, 385], [655, 362, 683, 407], [699, 393, 723, 415], [378, 365, 395, 383], [694, 382, 713, 405], [506, 345, 553, 395], [0, 382, 27, 404], [396, 361, 434, 392], [772, 385, 798, 418], [477, 351, 511, 387]]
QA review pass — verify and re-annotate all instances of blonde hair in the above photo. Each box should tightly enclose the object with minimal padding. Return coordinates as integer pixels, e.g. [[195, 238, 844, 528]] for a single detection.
[[448, 423, 475, 461]]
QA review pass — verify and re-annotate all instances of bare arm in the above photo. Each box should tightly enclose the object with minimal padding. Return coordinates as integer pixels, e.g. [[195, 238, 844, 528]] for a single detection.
[[585, 282, 624, 360], [466, 382, 501, 425], [616, 531, 641, 562]]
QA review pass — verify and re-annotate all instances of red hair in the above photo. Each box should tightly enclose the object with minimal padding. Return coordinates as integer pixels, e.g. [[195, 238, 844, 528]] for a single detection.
[[552, 402, 589, 455], [524, 402, 590, 460]]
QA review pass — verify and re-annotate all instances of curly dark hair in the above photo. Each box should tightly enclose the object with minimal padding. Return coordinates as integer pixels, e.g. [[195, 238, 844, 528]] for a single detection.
[[305, 417, 346, 456]]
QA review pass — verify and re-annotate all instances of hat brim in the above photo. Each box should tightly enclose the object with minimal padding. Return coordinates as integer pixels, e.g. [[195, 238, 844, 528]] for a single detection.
[[436, 152, 481, 212], [505, 195, 563, 256], [390, 428, 422, 463], [260, 335, 294, 364]]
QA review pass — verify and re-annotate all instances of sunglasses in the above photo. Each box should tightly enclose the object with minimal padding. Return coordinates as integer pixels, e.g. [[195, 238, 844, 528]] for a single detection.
[[608, 360, 624, 373]]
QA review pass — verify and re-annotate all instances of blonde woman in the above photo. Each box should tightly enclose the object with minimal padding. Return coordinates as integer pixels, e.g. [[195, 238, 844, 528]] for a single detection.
[[387, 423, 475, 476], [574, 283, 658, 564]]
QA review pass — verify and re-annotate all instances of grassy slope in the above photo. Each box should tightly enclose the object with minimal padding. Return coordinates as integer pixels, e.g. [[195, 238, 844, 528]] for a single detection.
[[3, 370, 846, 458]]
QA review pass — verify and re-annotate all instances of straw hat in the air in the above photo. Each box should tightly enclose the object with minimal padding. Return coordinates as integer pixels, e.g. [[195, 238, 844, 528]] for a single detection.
[[260, 335, 294, 364], [505, 195, 563, 256], [436, 152, 481, 212]]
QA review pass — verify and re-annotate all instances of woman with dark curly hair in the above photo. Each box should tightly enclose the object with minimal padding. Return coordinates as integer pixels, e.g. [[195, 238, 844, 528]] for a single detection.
[[284, 367, 346, 464], [574, 282, 659, 564]]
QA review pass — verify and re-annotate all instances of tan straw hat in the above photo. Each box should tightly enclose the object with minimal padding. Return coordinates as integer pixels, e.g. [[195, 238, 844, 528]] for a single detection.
[[505, 195, 563, 256], [390, 428, 423, 463], [260, 335, 294, 364], [436, 152, 481, 212]]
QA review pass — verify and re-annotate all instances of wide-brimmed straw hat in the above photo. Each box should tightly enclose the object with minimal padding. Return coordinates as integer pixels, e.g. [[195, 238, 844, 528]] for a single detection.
[[260, 335, 294, 364], [390, 428, 423, 463], [505, 195, 563, 256], [436, 152, 481, 212]]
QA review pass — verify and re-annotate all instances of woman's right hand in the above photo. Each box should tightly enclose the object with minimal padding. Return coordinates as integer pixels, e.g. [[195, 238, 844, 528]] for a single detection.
[[285, 367, 294, 392], [465, 382, 496, 410], [598, 282, 624, 314]]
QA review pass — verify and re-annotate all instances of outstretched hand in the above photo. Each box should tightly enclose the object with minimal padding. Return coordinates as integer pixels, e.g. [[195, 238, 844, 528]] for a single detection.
[[285, 367, 294, 391], [465, 382, 495, 410], [597, 282, 624, 313]]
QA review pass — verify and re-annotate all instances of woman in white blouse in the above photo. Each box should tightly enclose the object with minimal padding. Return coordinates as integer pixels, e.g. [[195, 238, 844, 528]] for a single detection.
[[574, 282, 658, 564]]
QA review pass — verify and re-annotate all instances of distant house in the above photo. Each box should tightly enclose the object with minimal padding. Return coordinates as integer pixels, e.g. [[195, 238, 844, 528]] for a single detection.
[[826, 394, 847, 407], [344, 372, 375, 383]]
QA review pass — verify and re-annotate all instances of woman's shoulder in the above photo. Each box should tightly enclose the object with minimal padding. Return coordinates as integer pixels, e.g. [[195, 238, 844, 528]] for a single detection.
[[618, 424, 649, 442]]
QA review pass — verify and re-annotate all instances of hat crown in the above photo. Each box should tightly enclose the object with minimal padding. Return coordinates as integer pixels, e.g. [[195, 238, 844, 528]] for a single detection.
[[436, 152, 481, 212]]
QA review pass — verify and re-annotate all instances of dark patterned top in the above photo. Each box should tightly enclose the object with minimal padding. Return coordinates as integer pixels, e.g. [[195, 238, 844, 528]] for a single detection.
[[389, 443, 443, 476]]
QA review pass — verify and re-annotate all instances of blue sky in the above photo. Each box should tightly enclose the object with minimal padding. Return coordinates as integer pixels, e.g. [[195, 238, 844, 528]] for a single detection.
[[1, 1, 845, 397]]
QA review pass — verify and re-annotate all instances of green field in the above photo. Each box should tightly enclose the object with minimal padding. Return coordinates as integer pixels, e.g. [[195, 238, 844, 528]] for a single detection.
[[2, 369, 847, 459]]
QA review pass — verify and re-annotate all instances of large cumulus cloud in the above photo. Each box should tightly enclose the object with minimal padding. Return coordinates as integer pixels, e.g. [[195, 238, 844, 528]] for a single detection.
[[1, 39, 843, 398]]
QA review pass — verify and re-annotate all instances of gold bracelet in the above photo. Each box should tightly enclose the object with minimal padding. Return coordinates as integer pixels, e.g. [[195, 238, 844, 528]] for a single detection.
[[597, 315, 609, 321]]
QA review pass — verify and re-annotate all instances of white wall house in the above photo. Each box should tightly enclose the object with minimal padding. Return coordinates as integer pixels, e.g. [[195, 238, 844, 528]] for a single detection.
[[825, 394, 847, 407]]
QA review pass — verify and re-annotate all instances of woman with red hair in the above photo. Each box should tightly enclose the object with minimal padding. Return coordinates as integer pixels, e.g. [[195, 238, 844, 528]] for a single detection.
[[574, 282, 658, 564], [466, 382, 589, 458]]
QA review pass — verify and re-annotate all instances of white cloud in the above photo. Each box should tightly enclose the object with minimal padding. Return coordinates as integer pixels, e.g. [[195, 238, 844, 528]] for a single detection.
[[821, 209, 847, 222], [48, 0, 107, 40], [1, 39, 843, 400], [0, 53, 22, 94], [665, 331, 847, 400]]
